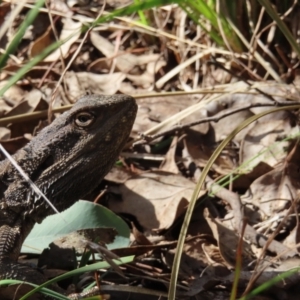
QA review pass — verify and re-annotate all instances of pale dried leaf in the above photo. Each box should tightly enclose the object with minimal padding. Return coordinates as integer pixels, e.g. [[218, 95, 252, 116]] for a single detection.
[[126, 60, 166, 88], [108, 171, 198, 230], [240, 114, 297, 171], [65, 71, 126, 98], [212, 109, 253, 142], [244, 163, 300, 217], [0, 82, 25, 104], [5, 89, 44, 116], [159, 136, 179, 174], [133, 95, 205, 135], [49, 0, 73, 16], [44, 18, 81, 62], [90, 31, 163, 73], [0, 127, 11, 140]]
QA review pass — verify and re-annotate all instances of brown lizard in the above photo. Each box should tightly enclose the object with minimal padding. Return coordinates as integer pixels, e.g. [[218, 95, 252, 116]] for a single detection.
[[0, 94, 137, 299]]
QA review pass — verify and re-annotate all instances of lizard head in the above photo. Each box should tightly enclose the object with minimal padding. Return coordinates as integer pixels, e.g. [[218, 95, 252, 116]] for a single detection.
[[3, 94, 137, 221]]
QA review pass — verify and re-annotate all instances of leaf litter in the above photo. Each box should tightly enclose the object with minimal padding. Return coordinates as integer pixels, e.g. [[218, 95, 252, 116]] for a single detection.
[[2, 1, 300, 299]]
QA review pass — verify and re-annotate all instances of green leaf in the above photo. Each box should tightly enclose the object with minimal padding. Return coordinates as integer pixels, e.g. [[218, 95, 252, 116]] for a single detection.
[[22, 200, 130, 254]]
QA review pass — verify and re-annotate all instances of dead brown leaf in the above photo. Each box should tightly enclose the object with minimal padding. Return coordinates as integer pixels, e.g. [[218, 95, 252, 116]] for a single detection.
[[108, 171, 198, 230]]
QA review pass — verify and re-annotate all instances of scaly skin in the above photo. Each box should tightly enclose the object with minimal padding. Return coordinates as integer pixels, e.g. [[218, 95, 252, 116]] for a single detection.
[[0, 94, 137, 299]]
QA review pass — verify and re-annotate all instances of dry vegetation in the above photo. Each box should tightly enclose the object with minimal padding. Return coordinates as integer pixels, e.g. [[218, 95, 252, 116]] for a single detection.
[[1, 0, 300, 299]]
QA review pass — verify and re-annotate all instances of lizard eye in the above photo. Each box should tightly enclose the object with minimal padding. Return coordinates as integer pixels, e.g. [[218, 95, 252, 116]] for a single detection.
[[75, 112, 94, 127]]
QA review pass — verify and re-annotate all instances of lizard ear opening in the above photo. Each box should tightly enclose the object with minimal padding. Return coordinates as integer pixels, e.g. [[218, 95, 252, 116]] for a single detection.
[[74, 112, 95, 127]]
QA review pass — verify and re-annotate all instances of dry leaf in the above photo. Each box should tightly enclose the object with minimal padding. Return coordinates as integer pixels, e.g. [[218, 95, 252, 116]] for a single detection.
[[43, 18, 81, 62], [240, 112, 297, 171], [90, 31, 164, 74], [65, 71, 126, 98], [204, 208, 254, 269], [108, 171, 197, 230], [244, 163, 300, 217], [159, 136, 179, 174]]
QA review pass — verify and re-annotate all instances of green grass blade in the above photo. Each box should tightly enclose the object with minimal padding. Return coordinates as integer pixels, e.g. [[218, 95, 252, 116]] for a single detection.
[[238, 267, 300, 300], [0, 37, 69, 97], [168, 104, 300, 300], [20, 255, 134, 300], [134, 0, 148, 25], [0, 0, 178, 98], [0, 0, 45, 69], [257, 0, 300, 57], [179, 0, 242, 50], [0, 279, 68, 299]]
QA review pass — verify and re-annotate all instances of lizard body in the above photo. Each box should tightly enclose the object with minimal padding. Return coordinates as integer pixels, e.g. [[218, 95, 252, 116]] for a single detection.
[[0, 94, 137, 299]]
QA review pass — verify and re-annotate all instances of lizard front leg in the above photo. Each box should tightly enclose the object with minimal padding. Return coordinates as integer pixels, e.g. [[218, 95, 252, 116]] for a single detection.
[[0, 209, 49, 299], [0, 210, 100, 299]]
